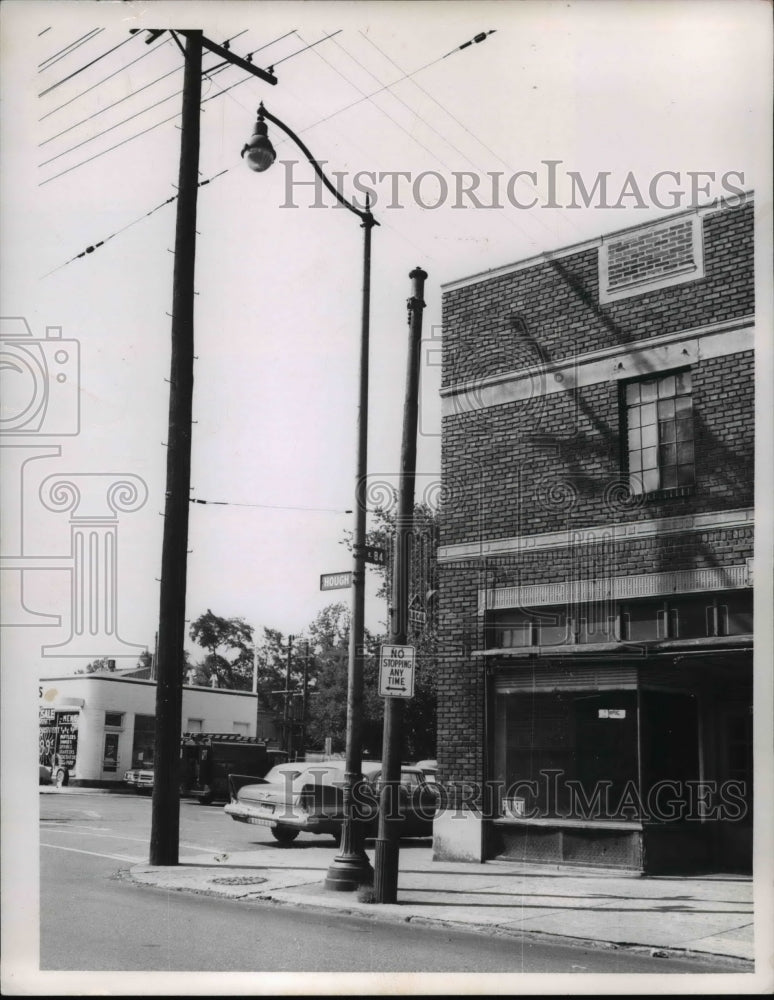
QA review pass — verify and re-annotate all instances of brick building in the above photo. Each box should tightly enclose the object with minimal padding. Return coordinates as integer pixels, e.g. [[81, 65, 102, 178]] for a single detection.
[[435, 196, 754, 873]]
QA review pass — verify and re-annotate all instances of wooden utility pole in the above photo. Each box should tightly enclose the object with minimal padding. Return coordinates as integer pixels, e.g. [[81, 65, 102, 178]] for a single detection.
[[144, 29, 277, 868], [374, 266, 428, 903], [149, 30, 202, 867], [284, 635, 294, 758]]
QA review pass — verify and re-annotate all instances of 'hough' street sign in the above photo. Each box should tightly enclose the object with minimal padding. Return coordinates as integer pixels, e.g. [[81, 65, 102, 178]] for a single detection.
[[320, 571, 352, 591], [378, 644, 415, 698]]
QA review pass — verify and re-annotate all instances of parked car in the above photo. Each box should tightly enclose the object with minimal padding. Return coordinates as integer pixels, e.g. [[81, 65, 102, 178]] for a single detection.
[[414, 759, 438, 784], [224, 759, 382, 845], [364, 765, 438, 838], [39, 756, 70, 788], [224, 760, 438, 845], [124, 766, 155, 792]]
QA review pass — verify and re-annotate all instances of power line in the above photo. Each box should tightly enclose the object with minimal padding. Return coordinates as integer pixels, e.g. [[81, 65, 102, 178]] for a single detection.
[[41, 170, 229, 276], [191, 497, 353, 514], [40, 37, 171, 121], [40, 62, 184, 146], [39, 29, 103, 70], [39, 32, 141, 97], [39, 87, 185, 167], [40, 28, 250, 127], [357, 30, 580, 239], [39, 109, 181, 186], [269, 30, 343, 69], [39, 30, 296, 186]]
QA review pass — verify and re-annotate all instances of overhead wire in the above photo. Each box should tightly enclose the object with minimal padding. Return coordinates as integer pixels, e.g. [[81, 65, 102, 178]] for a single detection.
[[40, 28, 250, 129], [302, 32, 454, 169], [41, 168, 229, 277], [39, 28, 104, 70], [39, 32, 141, 97], [190, 497, 352, 514], [40, 61, 185, 146], [357, 30, 585, 238], [40, 36, 171, 122], [39, 29, 300, 183], [39, 87, 188, 167]]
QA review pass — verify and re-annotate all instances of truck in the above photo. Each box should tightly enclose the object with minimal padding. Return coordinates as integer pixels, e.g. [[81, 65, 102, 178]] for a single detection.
[[124, 733, 287, 803]]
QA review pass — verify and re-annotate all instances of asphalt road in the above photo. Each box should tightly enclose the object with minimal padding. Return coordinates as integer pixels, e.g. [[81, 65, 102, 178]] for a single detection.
[[39, 791, 740, 976]]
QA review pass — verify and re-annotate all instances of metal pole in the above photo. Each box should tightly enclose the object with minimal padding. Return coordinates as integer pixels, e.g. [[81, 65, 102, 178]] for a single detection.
[[373, 267, 428, 903], [149, 30, 201, 867], [284, 635, 294, 758], [325, 206, 377, 891]]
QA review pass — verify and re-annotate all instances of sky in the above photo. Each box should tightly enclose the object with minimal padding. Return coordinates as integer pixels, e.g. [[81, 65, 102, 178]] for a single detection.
[[1, 0, 771, 681]]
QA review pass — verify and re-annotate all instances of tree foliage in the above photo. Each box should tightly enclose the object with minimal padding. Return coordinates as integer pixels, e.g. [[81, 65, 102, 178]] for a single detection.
[[188, 609, 254, 690]]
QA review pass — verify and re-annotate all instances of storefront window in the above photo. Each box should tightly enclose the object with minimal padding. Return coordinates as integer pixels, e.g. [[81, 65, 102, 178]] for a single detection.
[[132, 713, 156, 767], [493, 690, 639, 820]]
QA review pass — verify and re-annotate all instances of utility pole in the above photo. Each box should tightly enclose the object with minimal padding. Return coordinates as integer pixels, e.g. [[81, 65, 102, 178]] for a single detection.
[[301, 643, 309, 758], [149, 30, 202, 867], [374, 266, 428, 903], [147, 29, 277, 867], [283, 635, 294, 758]]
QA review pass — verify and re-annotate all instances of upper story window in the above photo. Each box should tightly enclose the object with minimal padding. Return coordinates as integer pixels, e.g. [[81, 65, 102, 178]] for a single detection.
[[104, 711, 124, 728], [624, 370, 694, 495]]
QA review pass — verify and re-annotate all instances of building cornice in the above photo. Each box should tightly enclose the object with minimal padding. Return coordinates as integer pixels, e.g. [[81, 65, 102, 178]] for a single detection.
[[440, 192, 754, 294]]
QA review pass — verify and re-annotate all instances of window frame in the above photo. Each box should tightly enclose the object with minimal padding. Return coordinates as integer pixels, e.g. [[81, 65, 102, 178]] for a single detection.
[[620, 367, 696, 500]]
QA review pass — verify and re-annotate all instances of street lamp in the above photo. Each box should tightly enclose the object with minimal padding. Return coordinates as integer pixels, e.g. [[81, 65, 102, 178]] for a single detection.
[[243, 103, 378, 891]]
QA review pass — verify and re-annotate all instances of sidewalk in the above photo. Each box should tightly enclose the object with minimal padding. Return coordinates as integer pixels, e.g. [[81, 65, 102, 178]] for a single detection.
[[127, 842, 754, 964]]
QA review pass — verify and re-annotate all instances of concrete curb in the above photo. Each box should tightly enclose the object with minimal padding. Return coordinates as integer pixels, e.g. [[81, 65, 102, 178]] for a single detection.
[[124, 860, 755, 968]]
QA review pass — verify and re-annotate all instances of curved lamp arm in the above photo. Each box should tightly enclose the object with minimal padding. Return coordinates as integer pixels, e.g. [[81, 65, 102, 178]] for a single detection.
[[248, 102, 378, 228]]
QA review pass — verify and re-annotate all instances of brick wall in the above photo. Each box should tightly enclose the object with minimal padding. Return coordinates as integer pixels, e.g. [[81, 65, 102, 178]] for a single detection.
[[442, 202, 753, 389], [441, 350, 754, 547], [437, 201, 755, 796]]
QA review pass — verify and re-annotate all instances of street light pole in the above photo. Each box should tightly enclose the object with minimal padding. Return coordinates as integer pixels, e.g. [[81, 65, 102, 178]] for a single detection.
[[242, 105, 378, 890]]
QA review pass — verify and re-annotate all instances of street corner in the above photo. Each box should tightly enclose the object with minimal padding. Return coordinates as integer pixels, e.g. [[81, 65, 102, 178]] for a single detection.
[[126, 854, 331, 901]]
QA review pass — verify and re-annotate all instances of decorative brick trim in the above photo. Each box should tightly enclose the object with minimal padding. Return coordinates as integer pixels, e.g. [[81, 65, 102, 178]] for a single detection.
[[441, 317, 754, 417], [439, 508, 754, 564], [599, 215, 704, 303], [478, 564, 752, 613]]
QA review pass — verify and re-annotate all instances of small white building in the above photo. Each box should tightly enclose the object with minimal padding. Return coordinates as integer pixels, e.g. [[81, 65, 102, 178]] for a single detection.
[[39, 673, 266, 786]]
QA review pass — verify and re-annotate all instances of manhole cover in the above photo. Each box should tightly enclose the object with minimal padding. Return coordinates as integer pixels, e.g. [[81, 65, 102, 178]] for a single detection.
[[210, 875, 267, 886]]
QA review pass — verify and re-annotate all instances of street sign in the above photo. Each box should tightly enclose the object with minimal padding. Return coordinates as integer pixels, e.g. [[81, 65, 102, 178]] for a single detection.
[[378, 644, 415, 698], [363, 545, 386, 566], [320, 571, 352, 591]]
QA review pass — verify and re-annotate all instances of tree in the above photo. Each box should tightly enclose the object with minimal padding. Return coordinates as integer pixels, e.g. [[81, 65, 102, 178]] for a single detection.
[[302, 603, 384, 758], [76, 656, 116, 674], [188, 609, 254, 690]]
